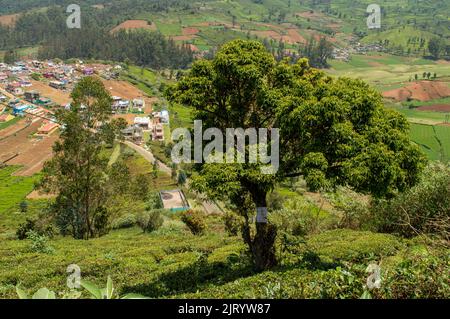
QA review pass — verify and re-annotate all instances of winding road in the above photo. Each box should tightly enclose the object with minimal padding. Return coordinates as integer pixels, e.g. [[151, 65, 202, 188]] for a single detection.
[[122, 140, 222, 214]]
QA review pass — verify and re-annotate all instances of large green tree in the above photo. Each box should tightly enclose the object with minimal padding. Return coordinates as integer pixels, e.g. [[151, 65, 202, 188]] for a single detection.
[[428, 37, 446, 60], [168, 40, 426, 271], [39, 77, 113, 239]]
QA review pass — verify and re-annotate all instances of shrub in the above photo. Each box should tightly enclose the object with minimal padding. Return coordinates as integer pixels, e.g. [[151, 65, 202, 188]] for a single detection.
[[269, 198, 337, 237], [16, 219, 36, 240], [137, 209, 164, 233], [267, 191, 284, 211], [16, 218, 55, 240], [373, 251, 450, 299], [146, 192, 163, 210], [19, 201, 28, 213], [180, 210, 206, 235], [222, 211, 242, 236], [93, 206, 110, 237], [27, 231, 54, 254], [307, 229, 405, 263], [327, 187, 370, 230], [111, 214, 137, 229], [369, 163, 450, 239]]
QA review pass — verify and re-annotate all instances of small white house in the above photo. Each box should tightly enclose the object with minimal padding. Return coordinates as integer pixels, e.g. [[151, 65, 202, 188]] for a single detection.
[[134, 117, 151, 130]]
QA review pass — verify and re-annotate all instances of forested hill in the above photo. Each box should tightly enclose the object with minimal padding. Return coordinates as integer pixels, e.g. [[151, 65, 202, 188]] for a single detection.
[[0, 3, 194, 69], [0, 0, 448, 63]]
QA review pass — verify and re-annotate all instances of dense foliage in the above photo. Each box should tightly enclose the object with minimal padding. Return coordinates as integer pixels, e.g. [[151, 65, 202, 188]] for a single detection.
[[38, 77, 113, 239], [0, 5, 193, 69], [168, 39, 426, 270]]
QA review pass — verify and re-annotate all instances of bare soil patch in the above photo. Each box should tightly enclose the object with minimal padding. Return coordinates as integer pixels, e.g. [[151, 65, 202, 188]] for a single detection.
[[26, 190, 55, 200], [285, 29, 306, 44], [0, 14, 20, 26], [383, 81, 450, 102], [182, 27, 200, 36], [30, 80, 71, 106], [417, 104, 450, 112], [295, 11, 324, 19], [171, 35, 196, 41], [100, 78, 148, 100], [0, 119, 28, 139], [0, 120, 56, 176]]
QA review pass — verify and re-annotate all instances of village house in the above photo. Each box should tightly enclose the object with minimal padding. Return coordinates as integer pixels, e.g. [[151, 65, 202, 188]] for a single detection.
[[132, 98, 145, 112], [13, 104, 32, 116], [6, 83, 24, 96], [160, 189, 190, 212], [32, 60, 44, 68], [35, 97, 53, 107], [83, 68, 94, 76], [0, 72, 8, 82], [111, 96, 130, 113], [134, 117, 151, 130], [49, 80, 66, 90], [152, 123, 164, 141], [24, 90, 40, 103], [122, 125, 143, 144], [43, 72, 54, 79], [37, 121, 59, 135], [0, 114, 15, 123], [19, 78, 32, 87], [153, 110, 170, 124]]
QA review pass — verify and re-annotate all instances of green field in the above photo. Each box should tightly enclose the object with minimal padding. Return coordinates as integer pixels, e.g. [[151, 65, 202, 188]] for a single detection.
[[409, 123, 450, 162], [0, 166, 39, 215], [328, 54, 450, 90], [0, 116, 20, 131]]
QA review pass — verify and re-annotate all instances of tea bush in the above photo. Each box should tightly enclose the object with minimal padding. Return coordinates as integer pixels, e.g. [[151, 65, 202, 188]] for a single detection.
[[222, 211, 242, 236], [27, 231, 54, 254], [180, 210, 206, 235], [16, 218, 55, 240], [307, 229, 404, 263], [111, 214, 137, 229], [369, 163, 450, 239], [137, 210, 164, 233]]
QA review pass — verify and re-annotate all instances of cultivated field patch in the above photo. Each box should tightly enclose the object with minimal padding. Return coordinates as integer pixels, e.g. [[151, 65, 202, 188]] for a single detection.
[[0, 120, 56, 176], [0, 14, 20, 26], [111, 20, 157, 33], [383, 81, 450, 102]]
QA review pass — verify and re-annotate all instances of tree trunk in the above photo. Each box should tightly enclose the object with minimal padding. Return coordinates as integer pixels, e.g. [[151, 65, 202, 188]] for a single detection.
[[252, 222, 277, 271], [248, 190, 278, 271]]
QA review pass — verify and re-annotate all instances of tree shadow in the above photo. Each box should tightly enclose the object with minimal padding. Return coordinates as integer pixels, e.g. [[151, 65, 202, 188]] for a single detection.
[[121, 254, 255, 298]]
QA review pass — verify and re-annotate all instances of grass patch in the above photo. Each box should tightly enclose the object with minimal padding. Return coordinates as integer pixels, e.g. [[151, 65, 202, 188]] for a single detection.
[[0, 116, 21, 131], [0, 166, 39, 215]]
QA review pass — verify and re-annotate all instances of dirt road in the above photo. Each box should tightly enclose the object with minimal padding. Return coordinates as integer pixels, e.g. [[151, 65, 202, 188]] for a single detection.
[[123, 141, 222, 214]]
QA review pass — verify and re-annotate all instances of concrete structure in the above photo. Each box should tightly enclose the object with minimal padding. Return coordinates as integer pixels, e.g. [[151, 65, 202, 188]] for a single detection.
[[152, 123, 164, 141], [160, 189, 190, 212], [134, 117, 151, 130], [13, 104, 32, 116], [122, 125, 143, 144], [49, 81, 66, 90], [37, 121, 59, 135], [24, 90, 40, 103]]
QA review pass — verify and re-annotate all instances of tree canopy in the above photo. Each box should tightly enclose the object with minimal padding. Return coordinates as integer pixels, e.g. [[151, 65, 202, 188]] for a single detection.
[[39, 77, 113, 239], [168, 39, 426, 270]]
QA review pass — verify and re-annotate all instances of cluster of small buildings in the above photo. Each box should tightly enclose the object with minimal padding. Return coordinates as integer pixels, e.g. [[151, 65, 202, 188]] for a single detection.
[[121, 110, 170, 145], [332, 48, 351, 62], [1, 59, 158, 143]]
